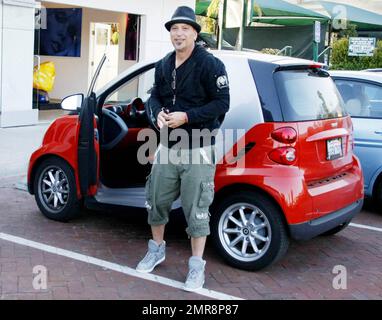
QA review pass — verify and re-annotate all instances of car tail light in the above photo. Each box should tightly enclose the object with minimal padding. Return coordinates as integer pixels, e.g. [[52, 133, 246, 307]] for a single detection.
[[269, 147, 296, 165], [309, 64, 322, 69], [271, 127, 297, 144]]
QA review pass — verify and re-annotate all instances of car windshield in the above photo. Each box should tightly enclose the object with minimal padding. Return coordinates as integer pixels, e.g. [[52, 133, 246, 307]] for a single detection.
[[275, 69, 347, 121]]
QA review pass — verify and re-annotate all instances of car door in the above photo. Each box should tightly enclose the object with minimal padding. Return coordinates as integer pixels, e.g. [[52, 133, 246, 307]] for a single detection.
[[78, 55, 106, 197], [333, 77, 382, 195]]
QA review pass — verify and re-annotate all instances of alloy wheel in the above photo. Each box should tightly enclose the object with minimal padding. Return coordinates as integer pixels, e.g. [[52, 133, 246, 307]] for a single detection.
[[218, 202, 272, 262], [38, 166, 70, 213]]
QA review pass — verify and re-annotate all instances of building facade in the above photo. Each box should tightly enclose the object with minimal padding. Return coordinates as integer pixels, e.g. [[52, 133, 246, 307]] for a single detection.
[[0, 0, 194, 127]]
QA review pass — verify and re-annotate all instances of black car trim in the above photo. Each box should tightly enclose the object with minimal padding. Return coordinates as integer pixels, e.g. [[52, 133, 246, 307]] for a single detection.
[[289, 199, 363, 240], [248, 59, 284, 122]]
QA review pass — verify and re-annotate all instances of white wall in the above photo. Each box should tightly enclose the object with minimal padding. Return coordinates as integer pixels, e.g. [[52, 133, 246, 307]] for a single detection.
[[44, 1, 195, 63], [0, 0, 38, 127], [0, 0, 195, 127], [40, 0, 195, 100], [0, 2, 3, 114], [40, 2, 137, 99]]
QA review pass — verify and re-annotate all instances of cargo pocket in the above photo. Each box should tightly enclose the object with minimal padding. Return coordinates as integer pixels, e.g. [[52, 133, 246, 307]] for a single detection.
[[144, 173, 153, 211], [198, 181, 215, 208]]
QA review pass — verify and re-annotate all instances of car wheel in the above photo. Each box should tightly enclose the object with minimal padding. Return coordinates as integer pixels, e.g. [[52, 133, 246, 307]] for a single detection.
[[34, 157, 81, 222], [373, 178, 382, 211], [210, 191, 289, 271], [320, 221, 350, 236]]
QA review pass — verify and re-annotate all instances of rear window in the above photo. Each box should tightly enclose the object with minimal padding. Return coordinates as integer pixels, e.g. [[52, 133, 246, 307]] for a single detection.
[[275, 69, 347, 121]]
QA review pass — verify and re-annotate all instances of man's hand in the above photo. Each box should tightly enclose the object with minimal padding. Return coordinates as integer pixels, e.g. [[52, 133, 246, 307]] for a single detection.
[[166, 112, 188, 128], [157, 110, 170, 129]]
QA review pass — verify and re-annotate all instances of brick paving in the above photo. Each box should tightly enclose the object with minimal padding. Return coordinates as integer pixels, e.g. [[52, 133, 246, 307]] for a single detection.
[[1, 176, 382, 300]]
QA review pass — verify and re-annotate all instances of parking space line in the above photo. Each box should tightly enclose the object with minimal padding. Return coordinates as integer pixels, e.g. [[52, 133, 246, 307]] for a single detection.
[[350, 222, 382, 233], [0, 232, 244, 300]]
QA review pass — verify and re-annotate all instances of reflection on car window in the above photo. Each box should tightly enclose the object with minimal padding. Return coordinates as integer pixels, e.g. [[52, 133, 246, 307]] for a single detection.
[[335, 79, 382, 119], [104, 67, 155, 105], [275, 70, 346, 121]]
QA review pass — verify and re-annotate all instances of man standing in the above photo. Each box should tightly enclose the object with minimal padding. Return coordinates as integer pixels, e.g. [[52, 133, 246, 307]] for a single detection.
[[136, 6, 230, 292]]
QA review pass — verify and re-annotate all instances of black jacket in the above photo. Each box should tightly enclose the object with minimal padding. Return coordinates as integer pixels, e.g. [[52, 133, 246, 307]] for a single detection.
[[148, 45, 230, 147]]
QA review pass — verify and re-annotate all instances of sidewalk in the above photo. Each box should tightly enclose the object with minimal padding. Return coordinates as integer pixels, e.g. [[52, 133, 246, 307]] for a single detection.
[[0, 110, 66, 180]]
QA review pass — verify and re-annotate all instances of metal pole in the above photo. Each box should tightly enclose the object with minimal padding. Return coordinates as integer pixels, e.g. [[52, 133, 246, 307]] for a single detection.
[[313, 21, 321, 62], [313, 42, 319, 62], [327, 21, 333, 66], [235, 0, 248, 51], [217, 0, 227, 50]]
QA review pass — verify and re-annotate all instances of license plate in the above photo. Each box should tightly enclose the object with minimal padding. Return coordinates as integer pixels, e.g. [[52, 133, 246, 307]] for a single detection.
[[326, 138, 343, 160]]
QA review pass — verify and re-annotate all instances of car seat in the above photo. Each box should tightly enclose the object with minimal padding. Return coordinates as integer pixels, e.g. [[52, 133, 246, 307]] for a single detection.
[[337, 84, 353, 103], [353, 84, 370, 117], [345, 99, 362, 116]]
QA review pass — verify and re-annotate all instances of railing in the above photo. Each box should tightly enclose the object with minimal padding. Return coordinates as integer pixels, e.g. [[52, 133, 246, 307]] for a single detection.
[[318, 46, 332, 65], [276, 46, 293, 56], [318, 46, 332, 59]]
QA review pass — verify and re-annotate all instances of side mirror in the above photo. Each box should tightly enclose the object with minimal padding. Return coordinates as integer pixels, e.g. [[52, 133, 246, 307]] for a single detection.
[[61, 94, 84, 111]]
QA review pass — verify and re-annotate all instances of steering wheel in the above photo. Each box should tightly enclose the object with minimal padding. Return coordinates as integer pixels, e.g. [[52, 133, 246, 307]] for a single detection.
[[144, 98, 160, 132], [129, 97, 145, 119], [101, 107, 128, 150]]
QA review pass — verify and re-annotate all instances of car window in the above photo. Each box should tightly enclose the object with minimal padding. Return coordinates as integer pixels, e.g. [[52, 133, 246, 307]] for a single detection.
[[104, 67, 155, 105], [274, 69, 346, 121], [334, 79, 382, 119]]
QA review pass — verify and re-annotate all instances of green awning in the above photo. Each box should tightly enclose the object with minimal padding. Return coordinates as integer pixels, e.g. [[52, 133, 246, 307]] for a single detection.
[[196, 0, 330, 26], [196, 0, 212, 16], [319, 1, 382, 30], [251, 0, 330, 26]]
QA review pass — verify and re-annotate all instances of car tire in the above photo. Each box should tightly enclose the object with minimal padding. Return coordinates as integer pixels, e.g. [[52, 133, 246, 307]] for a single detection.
[[34, 157, 81, 222], [210, 190, 289, 271], [320, 221, 350, 236], [373, 178, 382, 211]]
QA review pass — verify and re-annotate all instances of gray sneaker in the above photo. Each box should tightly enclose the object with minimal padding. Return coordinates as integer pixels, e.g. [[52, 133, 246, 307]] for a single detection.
[[136, 239, 166, 273], [183, 256, 206, 292]]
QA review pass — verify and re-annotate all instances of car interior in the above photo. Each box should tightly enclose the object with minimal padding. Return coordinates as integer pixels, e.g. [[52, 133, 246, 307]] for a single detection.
[[84, 66, 179, 209], [95, 95, 184, 209], [336, 82, 371, 117], [99, 96, 155, 189], [96, 67, 158, 192]]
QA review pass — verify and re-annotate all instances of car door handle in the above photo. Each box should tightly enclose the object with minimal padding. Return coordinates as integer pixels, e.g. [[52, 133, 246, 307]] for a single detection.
[[375, 130, 382, 135]]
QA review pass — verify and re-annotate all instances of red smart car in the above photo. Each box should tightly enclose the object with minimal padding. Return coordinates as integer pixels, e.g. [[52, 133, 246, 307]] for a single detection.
[[28, 51, 364, 270]]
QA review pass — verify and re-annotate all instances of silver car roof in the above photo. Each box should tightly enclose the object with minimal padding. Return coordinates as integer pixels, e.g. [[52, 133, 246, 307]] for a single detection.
[[212, 50, 322, 67], [96, 50, 322, 96], [329, 70, 382, 83]]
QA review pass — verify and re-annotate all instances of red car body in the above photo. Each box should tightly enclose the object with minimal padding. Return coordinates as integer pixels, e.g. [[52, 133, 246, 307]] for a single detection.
[[28, 51, 364, 270]]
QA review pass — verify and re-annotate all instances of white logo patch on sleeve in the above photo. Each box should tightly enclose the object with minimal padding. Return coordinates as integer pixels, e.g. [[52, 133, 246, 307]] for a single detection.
[[216, 75, 228, 89]]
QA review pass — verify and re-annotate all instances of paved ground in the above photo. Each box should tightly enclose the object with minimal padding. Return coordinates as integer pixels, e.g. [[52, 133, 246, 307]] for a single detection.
[[0, 119, 382, 300], [0, 174, 381, 300], [0, 110, 66, 179]]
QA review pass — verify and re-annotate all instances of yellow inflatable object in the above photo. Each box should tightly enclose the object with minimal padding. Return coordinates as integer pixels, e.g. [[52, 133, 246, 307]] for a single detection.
[[33, 61, 56, 92], [111, 31, 119, 45]]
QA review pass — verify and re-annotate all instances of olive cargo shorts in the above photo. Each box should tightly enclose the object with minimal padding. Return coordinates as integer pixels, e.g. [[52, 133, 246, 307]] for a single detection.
[[145, 145, 216, 238]]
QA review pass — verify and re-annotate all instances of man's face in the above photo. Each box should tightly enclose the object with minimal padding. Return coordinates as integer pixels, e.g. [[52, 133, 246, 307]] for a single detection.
[[170, 23, 197, 52]]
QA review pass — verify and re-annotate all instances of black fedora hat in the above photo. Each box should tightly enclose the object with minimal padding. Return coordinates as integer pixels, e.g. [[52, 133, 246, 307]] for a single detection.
[[165, 6, 201, 33]]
